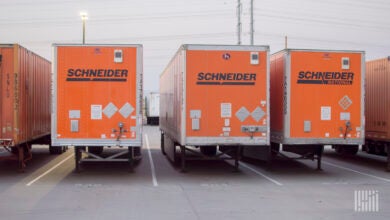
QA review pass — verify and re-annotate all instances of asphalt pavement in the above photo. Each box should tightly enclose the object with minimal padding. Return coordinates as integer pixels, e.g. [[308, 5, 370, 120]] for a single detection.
[[0, 126, 389, 220]]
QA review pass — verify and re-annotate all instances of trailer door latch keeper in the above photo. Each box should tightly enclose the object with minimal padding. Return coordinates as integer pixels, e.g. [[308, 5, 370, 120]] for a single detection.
[[339, 121, 352, 139], [112, 122, 128, 141]]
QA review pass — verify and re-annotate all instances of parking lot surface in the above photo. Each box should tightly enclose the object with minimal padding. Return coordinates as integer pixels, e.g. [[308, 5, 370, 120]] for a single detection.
[[0, 126, 389, 220]]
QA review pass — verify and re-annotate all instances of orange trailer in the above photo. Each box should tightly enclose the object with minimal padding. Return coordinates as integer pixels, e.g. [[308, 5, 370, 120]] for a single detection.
[[0, 44, 57, 171], [52, 44, 143, 171], [160, 44, 270, 172], [365, 57, 390, 171], [270, 49, 365, 169]]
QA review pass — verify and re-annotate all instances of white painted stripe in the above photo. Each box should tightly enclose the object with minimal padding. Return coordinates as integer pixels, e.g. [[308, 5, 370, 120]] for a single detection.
[[26, 153, 73, 186], [364, 190, 367, 211], [375, 190, 379, 211], [323, 161, 390, 183], [369, 191, 372, 212], [239, 162, 283, 186], [354, 190, 358, 211], [357, 190, 360, 212], [145, 134, 158, 187]]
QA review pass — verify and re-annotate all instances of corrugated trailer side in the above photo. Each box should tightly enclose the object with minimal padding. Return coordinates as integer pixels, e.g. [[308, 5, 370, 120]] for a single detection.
[[0, 44, 54, 171], [270, 49, 365, 170], [52, 44, 143, 171], [364, 57, 390, 171], [160, 44, 270, 172], [160, 47, 184, 160], [270, 51, 286, 139]]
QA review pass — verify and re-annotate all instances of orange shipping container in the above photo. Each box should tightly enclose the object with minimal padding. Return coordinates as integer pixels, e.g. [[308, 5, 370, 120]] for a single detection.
[[52, 44, 143, 170], [0, 44, 51, 169], [364, 57, 390, 171], [365, 57, 390, 142], [160, 44, 270, 171], [270, 49, 365, 166]]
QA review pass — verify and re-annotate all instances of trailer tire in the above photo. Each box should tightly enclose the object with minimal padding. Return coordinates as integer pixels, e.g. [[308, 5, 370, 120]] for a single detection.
[[334, 145, 358, 155], [345, 145, 359, 155], [49, 146, 66, 155], [200, 146, 217, 156], [133, 147, 142, 159], [362, 144, 368, 153], [161, 132, 166, 155], [11, 147, 18, 154], [364, 141, 376, 154], [271, 142, 280, 157]]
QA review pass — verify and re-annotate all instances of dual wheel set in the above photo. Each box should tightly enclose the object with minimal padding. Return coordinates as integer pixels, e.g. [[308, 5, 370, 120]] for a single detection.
[[160, 132, 243, 173]]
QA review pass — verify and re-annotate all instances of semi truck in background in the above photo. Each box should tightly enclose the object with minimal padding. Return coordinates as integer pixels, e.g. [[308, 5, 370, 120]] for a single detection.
[[255, 49, 365, 170], [51, 44, 143, 171], [365, 57, 390, 171], [145, 92, 160, 125], [160, 44, 270, 172], [0, 44, 64, 171]]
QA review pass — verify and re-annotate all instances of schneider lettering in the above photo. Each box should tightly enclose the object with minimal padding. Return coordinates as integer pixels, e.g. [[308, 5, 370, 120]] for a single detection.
[[67, 68, 128, 82], [297, 71, 354, 85], [196, 72, 256, 86], [68, 68, 128, 77]]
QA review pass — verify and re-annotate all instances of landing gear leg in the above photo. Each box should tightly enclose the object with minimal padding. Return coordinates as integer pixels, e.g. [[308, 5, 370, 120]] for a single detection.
[[129, 147, 134, 173], [180, 145, 186, 173], [75, 146, 81, 172], [317, 145, 324, 171]]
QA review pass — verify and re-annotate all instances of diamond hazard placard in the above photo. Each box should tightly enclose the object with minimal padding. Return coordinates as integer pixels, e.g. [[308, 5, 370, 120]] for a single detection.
[[339, 95, 352, 110], [235, 106, 250, 122], [119, 102, 134, 118], [251, 107, 265, 122], [103, 102, 118, 119]]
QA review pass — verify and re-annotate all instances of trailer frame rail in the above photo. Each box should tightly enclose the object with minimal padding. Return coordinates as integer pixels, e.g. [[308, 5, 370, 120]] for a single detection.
[[74, 146, 141, 172]]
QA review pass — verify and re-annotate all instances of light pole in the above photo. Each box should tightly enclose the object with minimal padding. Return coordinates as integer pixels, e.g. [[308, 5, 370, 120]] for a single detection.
[[80, 11, 88, 44], [237, 0, 242, 45], [250, 0, 254, 45]]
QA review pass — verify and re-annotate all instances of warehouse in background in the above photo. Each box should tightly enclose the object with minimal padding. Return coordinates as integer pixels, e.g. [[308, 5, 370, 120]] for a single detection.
[[145, 92, 160, 125], [0, 44, 64, 171], [51, 44, 143, 172], [365, 56, 390, 171], [160, 44, 270, 172]]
